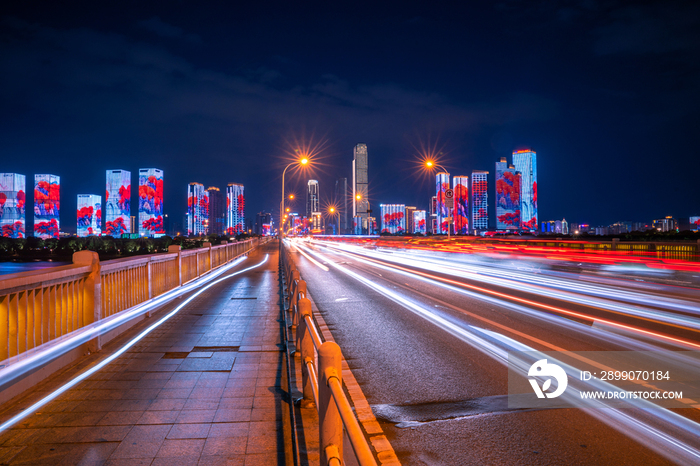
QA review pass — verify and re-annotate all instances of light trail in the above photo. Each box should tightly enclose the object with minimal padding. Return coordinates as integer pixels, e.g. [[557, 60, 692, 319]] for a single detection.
[[311, 241, 700, 350], [0, 255, 269, 433], [0, 255, 252, 391], [292, 242, 700, 465]]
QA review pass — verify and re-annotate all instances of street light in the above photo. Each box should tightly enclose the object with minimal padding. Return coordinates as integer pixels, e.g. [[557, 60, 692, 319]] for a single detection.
[[281, 158, 308, 239], [425, 160, 452, 238], [328, 206, 340, 235]]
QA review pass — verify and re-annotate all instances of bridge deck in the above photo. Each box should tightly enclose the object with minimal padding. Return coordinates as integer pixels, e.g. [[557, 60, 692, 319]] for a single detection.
[[0, 241, 292, 466]]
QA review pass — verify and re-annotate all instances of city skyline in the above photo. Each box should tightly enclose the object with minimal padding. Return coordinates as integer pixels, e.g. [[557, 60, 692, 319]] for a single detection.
[[1, 2, 699, 231]]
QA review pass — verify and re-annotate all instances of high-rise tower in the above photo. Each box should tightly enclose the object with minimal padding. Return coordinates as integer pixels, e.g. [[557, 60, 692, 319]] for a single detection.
[[495, 158, 521, 230], [307, 180, 320, 230], [77, 194, 101, 237], [435, 172, 450, 234], [471, 170, 488, 232], [187, 182, 208, 236], [352, 144, 368, 232], [105, 169, 130, 237], [226, 183, 245, 235], [207, 186, 226, 235], [138, 168, 164, 237], [34, 174, 60, 239], [453, 176, 469, 234], [0, 173, 26, 238], [512, 149, 538, 231]]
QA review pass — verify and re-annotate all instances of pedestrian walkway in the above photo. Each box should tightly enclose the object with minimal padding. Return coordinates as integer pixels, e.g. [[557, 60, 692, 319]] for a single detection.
[[0, 241, 293, 466]]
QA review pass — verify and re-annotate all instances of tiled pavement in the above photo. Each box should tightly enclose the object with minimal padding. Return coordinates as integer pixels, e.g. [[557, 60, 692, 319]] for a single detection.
[[0, 242, 294, 466]]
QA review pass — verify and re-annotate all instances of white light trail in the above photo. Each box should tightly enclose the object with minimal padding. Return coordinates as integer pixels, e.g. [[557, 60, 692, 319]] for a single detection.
[[0, 254, 268, 433], [295, 243, 700, 464]]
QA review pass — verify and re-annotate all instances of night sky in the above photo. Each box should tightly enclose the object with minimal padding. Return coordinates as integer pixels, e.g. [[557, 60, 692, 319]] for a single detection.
[[2, 1, 699, 233]]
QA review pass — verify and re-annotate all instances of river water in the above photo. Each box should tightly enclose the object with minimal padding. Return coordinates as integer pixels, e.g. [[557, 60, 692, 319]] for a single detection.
[[0, 261, 70, 276]]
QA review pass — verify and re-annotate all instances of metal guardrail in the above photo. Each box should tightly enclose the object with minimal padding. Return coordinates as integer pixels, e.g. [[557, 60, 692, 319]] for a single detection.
[[282, 241, 378, 466], [0, 239, 261, 364]]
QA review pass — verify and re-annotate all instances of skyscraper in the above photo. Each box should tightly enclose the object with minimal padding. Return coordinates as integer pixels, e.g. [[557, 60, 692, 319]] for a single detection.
[[307, 180, 321, 230], [471, 171, 488, 232], [413, 210, 427, 234], [352, 144, 368, 232], [0, 173, 26, 238], [226, 183, 245, 235], [334, 177, 348, 234], [405, 206, 416, 234], [435, 172, 450, 234], [512, 149, 538, 231], [138, 168, 164, 237], [77, 194, 101, 237], [187, 182, 208, 236], [34, 174, 60, 239], [380, 204, 406, 234], [105, 169, 131, 237], [207, 187, 226, 235], [453, 176, 469, 234], [495, 158, 521, 231]]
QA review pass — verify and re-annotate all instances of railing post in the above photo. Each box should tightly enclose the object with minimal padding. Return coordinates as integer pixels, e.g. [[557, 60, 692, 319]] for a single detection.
[[298, 297, 315, 407], [293, 280, 306, 330], [319, 341, 343, 465], [168, 245, 182, 287], [72, 250, 102, 352], [203, 242, 212, 273]]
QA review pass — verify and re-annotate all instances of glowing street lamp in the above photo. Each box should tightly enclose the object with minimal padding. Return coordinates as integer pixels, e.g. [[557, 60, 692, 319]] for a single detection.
[[280, 159, 309, 238], [425, 160, 452, 238]]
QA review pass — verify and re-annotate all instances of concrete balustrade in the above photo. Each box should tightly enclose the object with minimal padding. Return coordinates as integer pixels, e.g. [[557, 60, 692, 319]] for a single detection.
[[281, 240, 378, 466], [0, 239, 259, 368]]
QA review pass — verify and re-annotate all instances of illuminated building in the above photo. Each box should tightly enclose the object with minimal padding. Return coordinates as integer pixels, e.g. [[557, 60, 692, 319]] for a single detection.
[[470, 171, 488, 232], [413, 210, 427, 234], [187, 182, 208, 236], [562, 218, 569, 235], [405, 206, 416, 233], [138, 168, 164, 237], [105, 170, 131, 237], [352, 144, 368, 232], [453, 176, 469, 234], [429, 196, 437, 234], [34, 174, 60, 239], [77, 194, 101, 237], [653, 217, 676, 232], [255, 211, 273, 236], [353, 215, 362, 235], [689, 217, 700, 231], [512, 149, 538, 231], [0, 173, 26, 238], [495, 158, 521, 230], [335, 178, 348, 234], [554, 220, 562, 234], [226, 183, 245, 235], [307, 180, 321, 230], [207, 187, 225, 235], [380, 204, 406, 234], [435, 172, 450, 234], [130, 216, 137, 234]]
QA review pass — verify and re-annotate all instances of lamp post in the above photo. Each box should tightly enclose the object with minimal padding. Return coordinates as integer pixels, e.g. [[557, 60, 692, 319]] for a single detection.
[[329, 207, 340, 235], [426, 160, 452, 238], [280, 160, 307, 239]]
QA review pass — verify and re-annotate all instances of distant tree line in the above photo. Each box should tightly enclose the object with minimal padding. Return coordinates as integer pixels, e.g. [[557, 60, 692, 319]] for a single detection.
[[0, 233, 260, 261]]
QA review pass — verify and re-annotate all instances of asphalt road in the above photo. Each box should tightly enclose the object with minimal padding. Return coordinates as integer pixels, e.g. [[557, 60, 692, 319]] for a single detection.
[[286, 238, 700, 466]]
